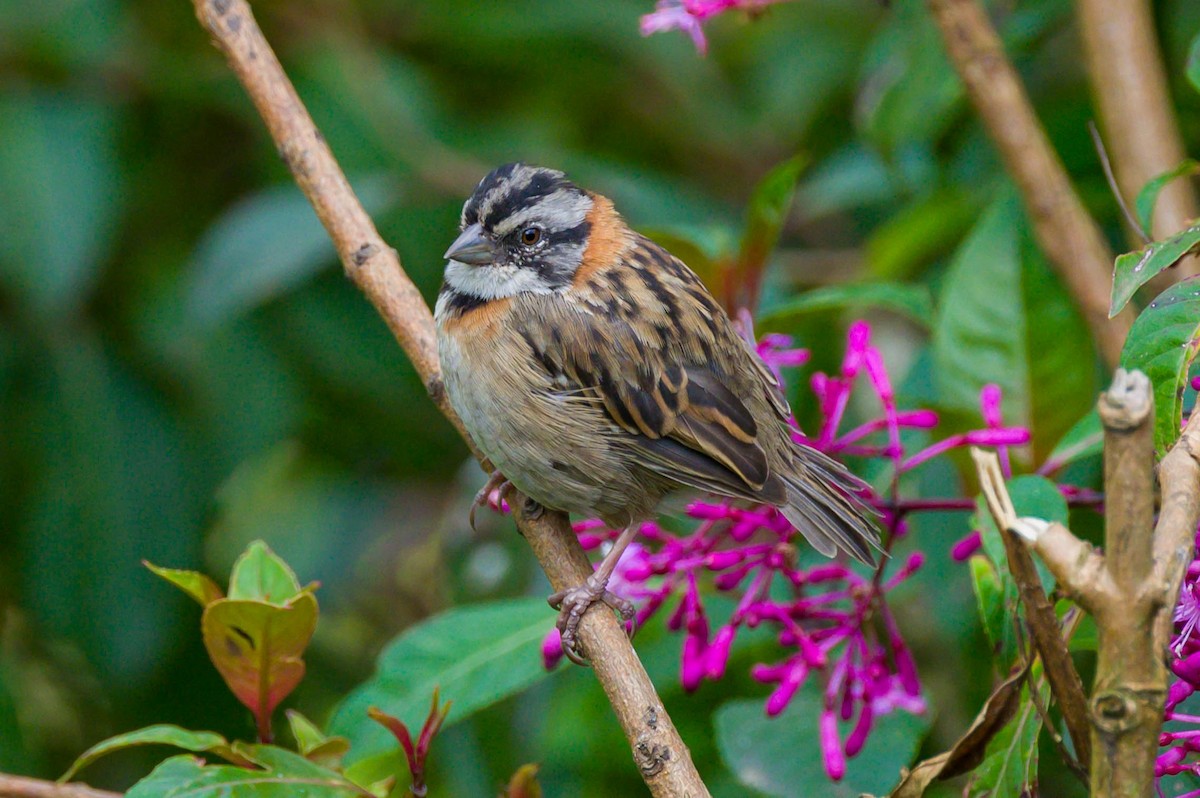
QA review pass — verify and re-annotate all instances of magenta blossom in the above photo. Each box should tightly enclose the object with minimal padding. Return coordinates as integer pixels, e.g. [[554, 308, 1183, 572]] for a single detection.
[[528, 320, 1036, 779], [640, 0, 791, 54]]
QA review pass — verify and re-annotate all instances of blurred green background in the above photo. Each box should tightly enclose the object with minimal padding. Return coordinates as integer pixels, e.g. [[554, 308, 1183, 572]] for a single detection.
[[1, 0, 1198, 795]]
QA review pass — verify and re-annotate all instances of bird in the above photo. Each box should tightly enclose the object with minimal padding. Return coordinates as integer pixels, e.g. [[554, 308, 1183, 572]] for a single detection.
[[435, 163, 880, 663]]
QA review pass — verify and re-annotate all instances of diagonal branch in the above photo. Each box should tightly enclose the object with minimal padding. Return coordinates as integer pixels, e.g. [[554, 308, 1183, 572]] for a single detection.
[[925, 0, 1136, 367], [0, 776, 120, 798], [183, 1, 710, 795]]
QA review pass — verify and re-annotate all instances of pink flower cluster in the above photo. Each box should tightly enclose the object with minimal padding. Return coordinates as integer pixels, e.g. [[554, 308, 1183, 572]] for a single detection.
[[1159, 530, 1200, 793], [538, 321, 1030, 779]]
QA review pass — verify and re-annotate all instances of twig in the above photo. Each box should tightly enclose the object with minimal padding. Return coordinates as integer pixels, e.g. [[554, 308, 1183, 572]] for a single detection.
[[1087, 121, 1150, 245], [0, 776, 120, 798], [1075, 0, 1200, 284], [970, 448, 1092, 773], [924, 0, 1135, 367], [184, 1, 710, 796]]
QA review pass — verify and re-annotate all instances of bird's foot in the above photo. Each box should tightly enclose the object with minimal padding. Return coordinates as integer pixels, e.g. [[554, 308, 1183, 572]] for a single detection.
[[548, 575, 635, 666], [469, 470, 514, 530]]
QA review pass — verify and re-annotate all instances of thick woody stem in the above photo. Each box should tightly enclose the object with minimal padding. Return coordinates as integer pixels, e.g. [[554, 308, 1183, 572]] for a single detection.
[[970, 449, 1092, 771], [1091, 370, 1159, 798], [184, 1, 711, 796], [925, 0, 1135, 367], [0, 776, 120, 798], [1075, 0, 1200, 283]]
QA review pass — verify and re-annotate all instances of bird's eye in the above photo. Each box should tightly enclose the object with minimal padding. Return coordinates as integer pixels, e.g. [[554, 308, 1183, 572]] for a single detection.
[[520, 226, 542, 246]]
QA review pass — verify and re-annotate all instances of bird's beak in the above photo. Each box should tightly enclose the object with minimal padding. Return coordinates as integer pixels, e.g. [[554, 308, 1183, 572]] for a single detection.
[[443, 223, 496, 266]]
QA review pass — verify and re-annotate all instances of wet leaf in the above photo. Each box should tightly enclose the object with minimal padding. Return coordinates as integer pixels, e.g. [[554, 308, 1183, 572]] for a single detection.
[[1119, 277, 1200, 453], [1110, 223, 1200, 317], [60, 724, 256, 782]]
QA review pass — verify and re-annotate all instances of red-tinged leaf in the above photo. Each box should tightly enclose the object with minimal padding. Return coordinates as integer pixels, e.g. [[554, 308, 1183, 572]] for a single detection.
[[201, 591, 318, 739], [60, 724, 256, 782], [227, 540, 303, 605], [502, 764, 542, 798], [144, 562, 224, 607], [366, 706, 416, 766]]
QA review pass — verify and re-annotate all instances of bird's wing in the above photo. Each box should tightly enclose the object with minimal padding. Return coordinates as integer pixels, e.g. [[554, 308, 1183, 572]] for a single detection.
[[522, 234, 787, 502]]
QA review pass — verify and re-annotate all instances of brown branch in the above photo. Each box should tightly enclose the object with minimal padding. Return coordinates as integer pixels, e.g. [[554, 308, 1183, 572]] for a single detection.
[[925, 0, 1135, 367], [970, 448, 1092, 773], [184, 1, 710, 796], [1076, 0, 1200, 285], [0, 776, 120, 798]]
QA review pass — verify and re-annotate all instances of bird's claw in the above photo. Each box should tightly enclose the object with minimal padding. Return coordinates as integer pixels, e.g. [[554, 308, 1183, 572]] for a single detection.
[[469, 470, 513, 530], [548, 575, 636, 666]]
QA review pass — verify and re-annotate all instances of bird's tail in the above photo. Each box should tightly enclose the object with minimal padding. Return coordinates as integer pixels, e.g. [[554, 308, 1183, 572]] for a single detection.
[[777, 446, 881, 565]]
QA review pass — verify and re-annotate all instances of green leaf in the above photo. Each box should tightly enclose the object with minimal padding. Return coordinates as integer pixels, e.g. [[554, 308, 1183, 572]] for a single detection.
[[331, 598, 557, 763], [968, 680, 1047, 797], [1042, 409, 1102, 472], [186, 175, 398, 330], [60, 724, 256, 782], [866, 188, 980, 281], [714, 686, 929, 797], [286, 710, 350, 768], [1110, 223, 1200, 317], [1188, 31, 1200, 94], [1119, 277, 1200, 453], [144, 562, 224, 607], [759, 282, 934, 329], [975, 475, 1068, 576], [969, 555, 1013, 664], [201, 592, 319, 735], [739, 154, 809, 272], [0, 92, 120, 317], [227, 540, 303, 604], [126, 748, 370, 798], [933, 192, 1097, 461], [1134, 160, 1200, 235]]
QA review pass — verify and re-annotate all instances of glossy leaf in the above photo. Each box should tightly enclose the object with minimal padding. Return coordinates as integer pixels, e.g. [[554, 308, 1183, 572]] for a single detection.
[[1109, 223, 1200, 317], [760, 282, 934, 329], [144, 562, 223, 607], [61, 724, 255, 782], [227, 540, 304, 605], [331, 598, 556, 762], [1041, 409, 1102, 472], [186, 175, 399, 330], [201, 592, 319, 736], [125, 747, 370, 798], [1134, 159, 1200, 235], [714, 685, 928, 797], [1119, 277, 1200, 453]]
